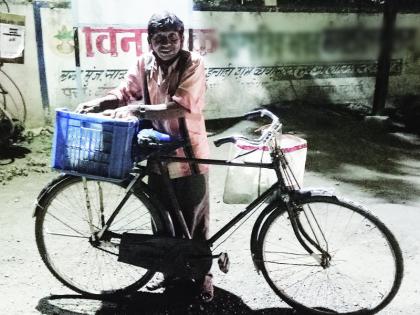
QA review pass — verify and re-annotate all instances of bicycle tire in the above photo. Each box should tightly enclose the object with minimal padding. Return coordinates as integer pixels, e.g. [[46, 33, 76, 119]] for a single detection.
[[256, 195, 403, 315], [35, 175, 170, 296], [0, 69, 27, 123]]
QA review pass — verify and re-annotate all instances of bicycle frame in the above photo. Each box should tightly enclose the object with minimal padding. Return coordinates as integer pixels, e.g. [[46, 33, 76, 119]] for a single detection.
[[95, 144, 328, 262]]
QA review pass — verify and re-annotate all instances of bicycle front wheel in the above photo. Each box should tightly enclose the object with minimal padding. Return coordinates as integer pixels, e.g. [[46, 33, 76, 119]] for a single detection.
[[257, 195, 403, 315], [35, 175, 169, 296]]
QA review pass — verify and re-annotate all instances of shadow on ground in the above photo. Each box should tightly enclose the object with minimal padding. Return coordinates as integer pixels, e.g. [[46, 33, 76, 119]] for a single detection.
[[37, 287, 296, 315], [0, 131, 51, 184], [0, 144, 31, 165]]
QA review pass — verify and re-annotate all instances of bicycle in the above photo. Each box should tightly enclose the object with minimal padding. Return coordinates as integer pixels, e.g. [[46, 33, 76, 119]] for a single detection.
[[34, 109, 403, 315], [0, 62, 26, 146]]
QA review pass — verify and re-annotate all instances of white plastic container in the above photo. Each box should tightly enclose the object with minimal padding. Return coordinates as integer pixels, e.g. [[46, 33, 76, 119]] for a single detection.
[[223, 134, 307, 204]]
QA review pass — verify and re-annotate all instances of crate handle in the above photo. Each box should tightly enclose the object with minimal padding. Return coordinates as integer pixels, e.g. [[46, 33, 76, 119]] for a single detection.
[[81, 121, 102, 131]]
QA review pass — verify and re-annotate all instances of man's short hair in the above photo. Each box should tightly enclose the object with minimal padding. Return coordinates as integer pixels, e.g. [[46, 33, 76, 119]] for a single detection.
[[148, 11, 184, 39]]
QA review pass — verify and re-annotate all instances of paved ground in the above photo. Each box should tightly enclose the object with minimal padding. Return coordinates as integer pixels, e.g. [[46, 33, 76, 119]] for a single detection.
[[0, 104, 419, 314]]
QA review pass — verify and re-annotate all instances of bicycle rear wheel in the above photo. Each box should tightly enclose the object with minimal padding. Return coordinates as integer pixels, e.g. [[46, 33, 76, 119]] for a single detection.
[[35, 175, 169, 296], [257, 195, 403, 315]]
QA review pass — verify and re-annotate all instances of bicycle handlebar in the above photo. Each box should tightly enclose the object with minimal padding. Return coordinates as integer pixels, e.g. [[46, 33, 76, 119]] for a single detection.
[[213, 136, 236, 147], [214, 136, 251, 147], [243, 109, 279, 122], [213, 109, 281, 148]]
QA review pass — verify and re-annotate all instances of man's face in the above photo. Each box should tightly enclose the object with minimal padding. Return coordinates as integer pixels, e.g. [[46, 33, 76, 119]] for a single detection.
[[150, 31, 183, 61]]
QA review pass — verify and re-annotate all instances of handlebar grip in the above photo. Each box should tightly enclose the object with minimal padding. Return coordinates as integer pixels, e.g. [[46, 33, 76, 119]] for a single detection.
[[243, 110, 263, 120], [214, 137, 237, 147]]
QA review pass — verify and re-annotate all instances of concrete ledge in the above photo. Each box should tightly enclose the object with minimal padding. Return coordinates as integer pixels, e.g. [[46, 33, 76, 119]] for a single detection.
[[363, 115, 390, 132]]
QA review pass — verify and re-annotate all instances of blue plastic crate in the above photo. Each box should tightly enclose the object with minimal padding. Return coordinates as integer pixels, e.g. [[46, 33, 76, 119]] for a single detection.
[[51, 108, 140, 181]]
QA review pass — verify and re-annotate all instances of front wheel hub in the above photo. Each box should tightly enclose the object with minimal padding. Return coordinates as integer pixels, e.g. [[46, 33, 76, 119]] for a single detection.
[[89, 233, 100, 246], [321, 253, 332, 268]]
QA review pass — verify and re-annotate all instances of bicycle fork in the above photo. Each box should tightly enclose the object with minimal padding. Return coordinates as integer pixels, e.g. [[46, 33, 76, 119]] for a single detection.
[[272, 150, 331, 269], [282, 196, 331, 269]]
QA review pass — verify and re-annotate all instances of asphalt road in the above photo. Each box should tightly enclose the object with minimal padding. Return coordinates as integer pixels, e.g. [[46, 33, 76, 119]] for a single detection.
[[1, 106, 419, 314]]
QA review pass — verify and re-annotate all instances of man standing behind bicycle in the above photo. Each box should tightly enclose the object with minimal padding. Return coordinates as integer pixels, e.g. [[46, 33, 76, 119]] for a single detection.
[[76, 11, 213, 302]]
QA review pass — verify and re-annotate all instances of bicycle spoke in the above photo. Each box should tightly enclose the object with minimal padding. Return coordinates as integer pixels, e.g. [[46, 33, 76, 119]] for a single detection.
[[263, 260, 320, 267], [45, 211, 88, 237], [264, 251, 309, 256], [50, 196, 93, 228], [111, 209, 149, 231], [45, 232, 90, 239]]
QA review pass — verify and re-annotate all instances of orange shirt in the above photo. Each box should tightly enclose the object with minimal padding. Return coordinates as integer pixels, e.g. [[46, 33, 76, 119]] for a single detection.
[[109, 51, 209, 178]]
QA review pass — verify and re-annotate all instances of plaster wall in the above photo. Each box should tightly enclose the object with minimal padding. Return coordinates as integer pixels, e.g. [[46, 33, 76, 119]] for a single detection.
[[2, 2, 420, 126], [1, 3, 43, 128]]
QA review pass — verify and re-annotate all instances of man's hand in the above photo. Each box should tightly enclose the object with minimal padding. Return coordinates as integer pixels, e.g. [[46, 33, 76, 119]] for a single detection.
[[75, 95, 119, 114], [102, 106, 137, 119], [75, 99, 102, 114]]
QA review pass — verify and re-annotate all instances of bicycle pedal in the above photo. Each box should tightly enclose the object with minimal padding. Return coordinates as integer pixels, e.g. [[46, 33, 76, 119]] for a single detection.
[[217, 252, 230, 274]]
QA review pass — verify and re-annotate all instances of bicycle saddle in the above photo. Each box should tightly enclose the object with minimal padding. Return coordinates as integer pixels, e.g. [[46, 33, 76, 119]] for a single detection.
[[137, 128, 186, 155]]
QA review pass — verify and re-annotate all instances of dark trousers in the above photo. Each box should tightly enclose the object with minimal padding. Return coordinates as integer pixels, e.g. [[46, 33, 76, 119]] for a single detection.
[[148, 173, 210, 241]]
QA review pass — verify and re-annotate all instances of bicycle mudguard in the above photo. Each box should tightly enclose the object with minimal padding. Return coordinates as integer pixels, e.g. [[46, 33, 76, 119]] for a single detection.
[[250, 201, 279, 272], [33, 174, 75, 217], [133, 180, 176, 237], [118, 233, 212, 278], [289, 187, 336, 201]]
